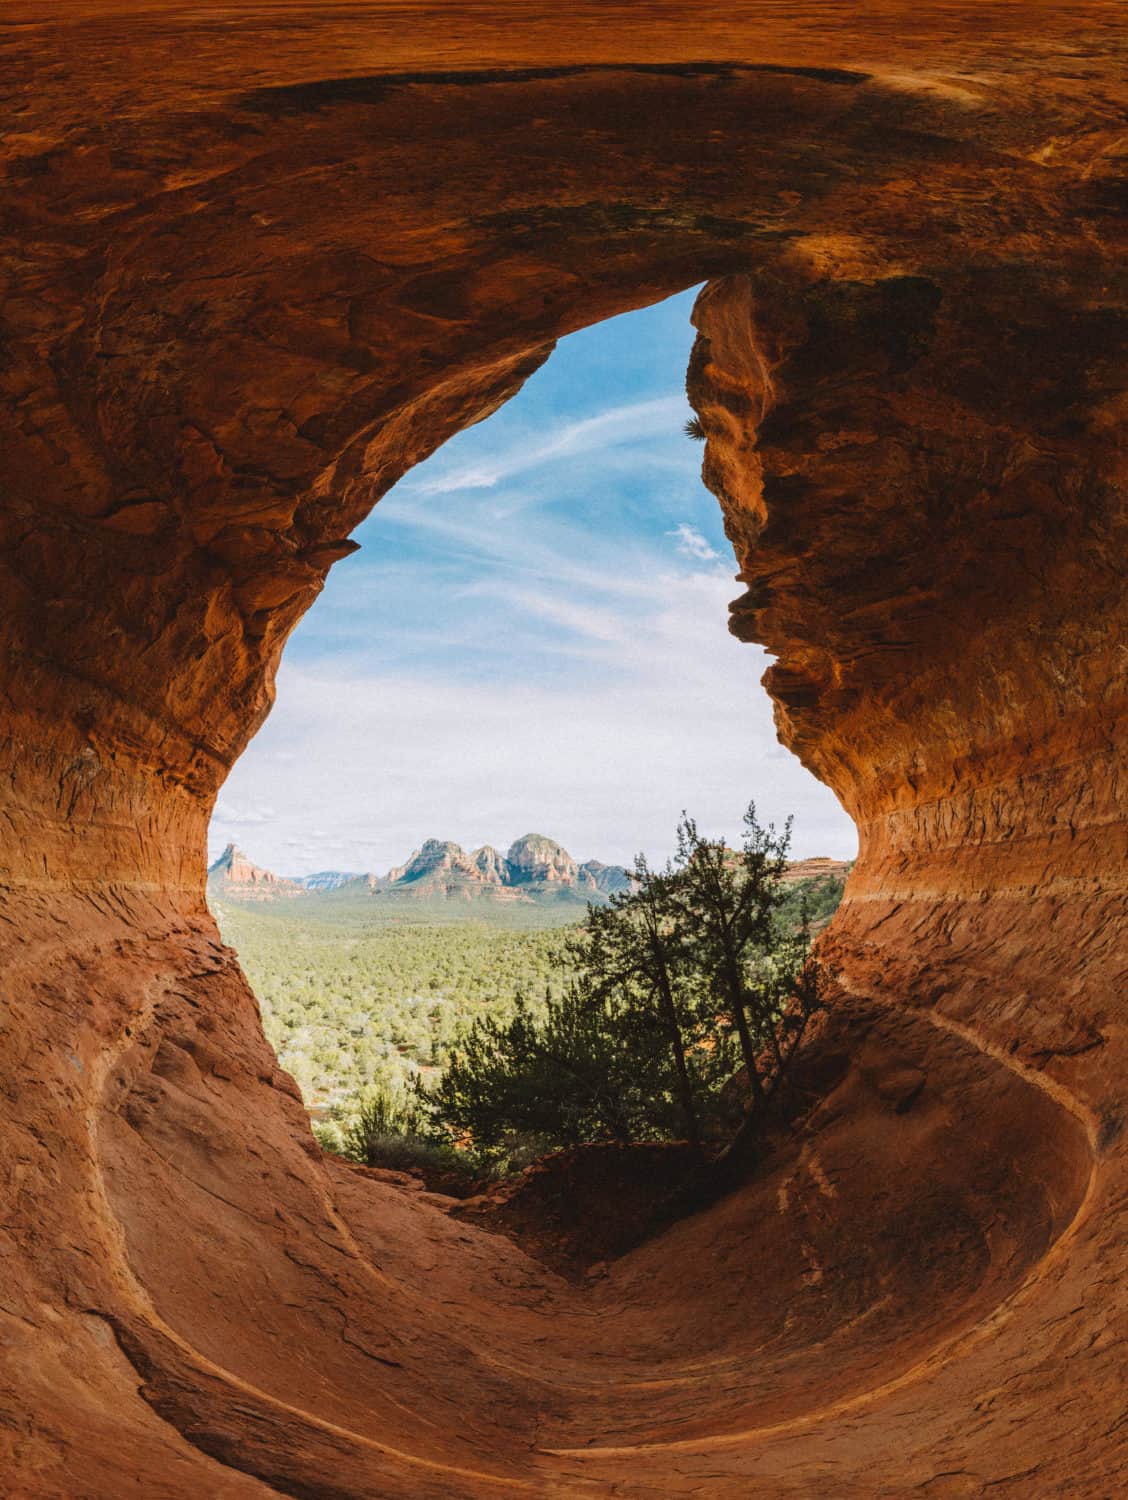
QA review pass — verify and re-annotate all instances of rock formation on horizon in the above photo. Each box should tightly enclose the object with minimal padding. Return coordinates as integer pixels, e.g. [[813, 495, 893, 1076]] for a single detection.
[[578, 858, 637, 896], [207, 842, 303, 900], [210, 832, 641, 906], [297, 869, 362, 892], [505, 832, 585, 886]]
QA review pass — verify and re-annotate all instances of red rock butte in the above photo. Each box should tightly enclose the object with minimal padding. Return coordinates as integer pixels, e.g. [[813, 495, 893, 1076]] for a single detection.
[[1, 4, 1125, 1496]]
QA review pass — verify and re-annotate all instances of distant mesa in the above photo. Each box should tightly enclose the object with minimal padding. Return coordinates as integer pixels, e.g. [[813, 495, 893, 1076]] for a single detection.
[[777, 856, 853, 885], [207, 843, 303, 900], [580, 859, 638, 896], [206, 833, 637, 908], [297, 869, 363, 892], [207, 837, 848, 908]]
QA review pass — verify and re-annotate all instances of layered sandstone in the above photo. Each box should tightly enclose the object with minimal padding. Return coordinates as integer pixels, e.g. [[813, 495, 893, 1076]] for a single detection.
[[0, 5, 1125, 1498], [778, 857, 852, 886]]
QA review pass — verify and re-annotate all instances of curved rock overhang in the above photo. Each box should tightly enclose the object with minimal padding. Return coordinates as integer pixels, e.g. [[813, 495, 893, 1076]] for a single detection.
[[1, 6, 1125, 1496]]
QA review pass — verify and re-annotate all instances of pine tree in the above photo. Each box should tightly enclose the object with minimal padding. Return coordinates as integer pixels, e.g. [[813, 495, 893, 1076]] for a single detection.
[[418, 983, 646, 1159]]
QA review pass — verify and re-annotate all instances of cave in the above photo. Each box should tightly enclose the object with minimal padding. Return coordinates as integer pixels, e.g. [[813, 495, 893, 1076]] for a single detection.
[[2, 6, 1125, 1497]]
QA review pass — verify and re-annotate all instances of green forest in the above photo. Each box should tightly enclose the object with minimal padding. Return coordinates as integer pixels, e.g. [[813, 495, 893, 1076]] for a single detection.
[[211, 868, 846, 1128], [211, 900, 577, 1109]]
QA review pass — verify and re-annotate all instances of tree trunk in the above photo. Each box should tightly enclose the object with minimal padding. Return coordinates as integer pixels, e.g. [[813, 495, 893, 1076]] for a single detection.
[[731, 999, 765, 1106], [718, 929, 763, 1105], [657, 973, 701, 1153]]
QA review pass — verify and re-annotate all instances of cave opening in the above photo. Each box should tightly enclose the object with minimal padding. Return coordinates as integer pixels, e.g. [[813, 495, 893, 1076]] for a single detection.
[[4, 20, 1123, 1496], [188, 272, 1094, 1470], [205, 284, 857, 1188]]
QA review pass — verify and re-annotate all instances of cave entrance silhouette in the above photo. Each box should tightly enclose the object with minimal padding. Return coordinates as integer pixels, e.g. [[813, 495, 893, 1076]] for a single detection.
[[2, 12, 1125, 1497]]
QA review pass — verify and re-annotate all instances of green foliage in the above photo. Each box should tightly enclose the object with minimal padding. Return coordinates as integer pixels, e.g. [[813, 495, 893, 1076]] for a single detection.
[[325, 1080, 482, 1188], [419, 804, 837, 1162], [339, 1080, 421, 1161], [420, 983, 659, 1163], [573, 860, 733, 1151], [777, 873, 846, 931], [212, 835, 846, 1176], [684, 416, 707, 441], [670, 804, 797, 1104], [210, 901, 575, 1109]]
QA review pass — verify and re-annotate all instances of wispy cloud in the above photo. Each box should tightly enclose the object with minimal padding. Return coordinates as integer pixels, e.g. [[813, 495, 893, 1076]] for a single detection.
[[214, 560, 855, 875], [405, 396, 689, 496], [212, 288, 857, 875], [213, 800, 276, 828], [669, 523, 720, 563]]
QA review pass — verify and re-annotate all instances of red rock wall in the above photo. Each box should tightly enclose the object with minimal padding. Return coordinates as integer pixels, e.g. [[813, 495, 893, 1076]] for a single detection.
[[1, 6, 1125, 1496], [691, 267, 1127, 1077]]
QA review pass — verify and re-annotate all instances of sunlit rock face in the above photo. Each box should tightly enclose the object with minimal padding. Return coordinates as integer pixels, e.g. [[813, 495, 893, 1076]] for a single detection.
[[207, 843, 304, 900], [389, 838, 485, 887], [505, 834, 581, 886], [0, 4, 1124, 1498], [690, 269, 1127, 1072], [472, 844, 510, 884]]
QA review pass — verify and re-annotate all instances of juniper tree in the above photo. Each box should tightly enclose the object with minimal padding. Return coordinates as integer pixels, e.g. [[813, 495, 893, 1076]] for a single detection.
[[575, 858, 715, 1154], [419, 982, 650, 1159], [669, 802, 796, 1105], [419, 803, 833, 1161]]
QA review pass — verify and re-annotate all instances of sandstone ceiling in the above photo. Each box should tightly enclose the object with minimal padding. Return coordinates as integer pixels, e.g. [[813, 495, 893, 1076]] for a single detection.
[[1, 4, 1125, 1496]]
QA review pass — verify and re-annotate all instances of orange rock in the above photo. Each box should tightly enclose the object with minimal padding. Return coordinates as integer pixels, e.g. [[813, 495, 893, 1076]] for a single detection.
[[0, 5, 1124, 1497]]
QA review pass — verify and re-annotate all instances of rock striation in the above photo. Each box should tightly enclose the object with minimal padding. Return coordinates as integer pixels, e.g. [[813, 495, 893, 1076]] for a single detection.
[[386, 837, 484, 890], [505, 833, 583, 886], [471, 844, 509, 885], [777, 856, 852, 886], [0, 5, 1124, 1499]]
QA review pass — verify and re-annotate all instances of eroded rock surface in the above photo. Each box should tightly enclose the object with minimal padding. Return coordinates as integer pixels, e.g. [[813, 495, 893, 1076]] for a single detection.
[[0, 4, 1125, 1496]]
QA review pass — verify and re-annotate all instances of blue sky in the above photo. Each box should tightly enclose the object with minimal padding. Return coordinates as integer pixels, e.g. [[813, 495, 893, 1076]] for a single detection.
[[209, 287, 856, 875]]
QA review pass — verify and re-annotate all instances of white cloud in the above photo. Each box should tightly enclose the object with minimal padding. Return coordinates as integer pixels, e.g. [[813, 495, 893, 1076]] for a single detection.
[[209, 504, 858, 878], [212, 800, 276, 828], [210, 567, 856, 876], [406, 396, 688, 496], [498, 588, 633, 646], [669, 523, 720, 563]]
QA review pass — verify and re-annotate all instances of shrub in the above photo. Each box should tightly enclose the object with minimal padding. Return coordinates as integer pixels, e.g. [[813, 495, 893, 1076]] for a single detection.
[[419, 803, 836, 1161], [325, 1082, 482, 1192]]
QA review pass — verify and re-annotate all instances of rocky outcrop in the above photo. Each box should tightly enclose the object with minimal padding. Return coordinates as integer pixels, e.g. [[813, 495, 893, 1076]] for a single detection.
[[213, 836, 636, 906], [778, 857, 852, 886], [0, 6, 1124, 1499], [390, 837, 486, 890], [206, 843, 303, 900], [471, 844, 509, 884], [505, 833, 581, 886]]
